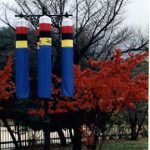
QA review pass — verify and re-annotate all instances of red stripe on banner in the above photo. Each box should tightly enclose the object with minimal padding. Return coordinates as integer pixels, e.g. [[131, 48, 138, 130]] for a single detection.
[[16, 27, 27, 34], [61, 26, 73, 33], [39, 23, 52, 31]]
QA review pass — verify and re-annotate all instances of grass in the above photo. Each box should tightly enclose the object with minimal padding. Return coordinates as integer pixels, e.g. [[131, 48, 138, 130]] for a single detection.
[[25, 139, 148, 150], [102, 138, 148, 150]]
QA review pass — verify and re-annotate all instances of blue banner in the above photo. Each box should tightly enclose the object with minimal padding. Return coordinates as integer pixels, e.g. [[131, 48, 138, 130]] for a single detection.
[[62, 47, 74, 96], [37, 45, 52, 98], [16, 48, 29, 99]]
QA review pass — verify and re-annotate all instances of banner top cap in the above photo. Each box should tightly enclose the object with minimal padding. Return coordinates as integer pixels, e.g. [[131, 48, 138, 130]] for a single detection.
[[62, 17, 73, 26], [39, 15, 52, 24], [16, 18, 28, 27]]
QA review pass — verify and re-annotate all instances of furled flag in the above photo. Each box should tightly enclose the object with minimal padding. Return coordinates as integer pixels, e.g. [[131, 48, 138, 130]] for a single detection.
[[16, 18, 29, 99], [37, 15, 52, 98], [61, 17, 74, 96]]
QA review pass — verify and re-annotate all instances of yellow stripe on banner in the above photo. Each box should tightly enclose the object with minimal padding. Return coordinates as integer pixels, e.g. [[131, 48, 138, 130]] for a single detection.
[[39, 38, 52, 45], [16, 41, 27, 48], [62, 40, 73, 47]]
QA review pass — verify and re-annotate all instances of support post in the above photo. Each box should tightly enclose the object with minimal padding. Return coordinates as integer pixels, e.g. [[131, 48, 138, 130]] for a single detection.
[[44, 100, 50, 150]]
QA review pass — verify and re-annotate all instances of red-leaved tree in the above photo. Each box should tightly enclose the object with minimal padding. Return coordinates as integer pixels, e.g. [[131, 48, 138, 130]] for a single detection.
[[28, 49, 148, 116], [0, 50, 148, 150], [28, 49, 148, 150], [0, 56, 14, 101]]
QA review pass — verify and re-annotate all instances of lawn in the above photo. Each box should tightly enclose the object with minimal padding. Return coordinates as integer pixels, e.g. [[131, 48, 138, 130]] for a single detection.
[[102, 138, 148, 150], [25, 139, 148, 150]]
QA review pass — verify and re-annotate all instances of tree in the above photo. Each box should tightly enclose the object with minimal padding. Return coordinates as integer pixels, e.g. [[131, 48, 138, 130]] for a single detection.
[[0, 27, 15, 51], [0, 55, 14, 100], [0, 56, 19, 148], [0, 0, 137, 64], [0, 1, 148, 149], [121, 29, 149, 54], [28, 49, 148, 150], [123, 58, 148, 140], [0, 27, 15, 69], [0, 0, 148, 76], [127, 102, 148, 140], [0, 49, 148, 150]]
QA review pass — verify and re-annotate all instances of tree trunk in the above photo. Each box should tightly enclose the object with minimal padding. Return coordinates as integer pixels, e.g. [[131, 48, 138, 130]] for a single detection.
[[1, 119, 19, 149], [91, 134, 98, 150], [69, 128, 74, 143], [57, 129, 66, 147], [72, 127, 82, 150], [130, 124, 138, 140], [16, 122, 22, 147]]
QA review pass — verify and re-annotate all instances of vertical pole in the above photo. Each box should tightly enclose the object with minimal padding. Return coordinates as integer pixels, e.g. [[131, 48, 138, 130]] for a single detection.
[[44, 100, 50, 150], [16, 18, 29, 99], [38, 15, 52, 150], [61, 17, 74, 96]]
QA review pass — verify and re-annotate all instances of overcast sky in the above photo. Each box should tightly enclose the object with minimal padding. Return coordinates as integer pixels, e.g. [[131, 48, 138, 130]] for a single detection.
[[0, 0, 149, 30], [125, 0, 149, 30]]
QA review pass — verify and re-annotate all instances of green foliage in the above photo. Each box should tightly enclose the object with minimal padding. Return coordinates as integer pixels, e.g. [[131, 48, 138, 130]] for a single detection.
[[102, 139, 148, 150], [0, 27, 15, 51], [0, 27, 15, 68]]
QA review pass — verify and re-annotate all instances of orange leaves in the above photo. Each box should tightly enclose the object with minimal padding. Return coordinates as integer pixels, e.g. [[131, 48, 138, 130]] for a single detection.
[[0, 56, 15, 101], [1, 49, 147, 117], [27, 49, 148, 117], [73, 49, 148, 112], [127, 102, 136, 109], [18, 49, 149, 117], [34, 49, 147, 116]]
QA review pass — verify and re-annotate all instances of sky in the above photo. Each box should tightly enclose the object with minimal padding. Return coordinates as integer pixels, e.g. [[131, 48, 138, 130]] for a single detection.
[[125, 0, 149, 30], [0, 0, 149, 30]]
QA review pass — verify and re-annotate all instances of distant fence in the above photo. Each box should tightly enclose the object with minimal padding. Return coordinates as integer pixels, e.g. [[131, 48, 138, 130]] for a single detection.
[[0, 124, 72, 150], [0, 124, 148, 150]]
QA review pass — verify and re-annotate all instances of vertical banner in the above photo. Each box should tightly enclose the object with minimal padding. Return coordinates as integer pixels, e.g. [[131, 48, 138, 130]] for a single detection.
[[38, 16, 52, 98], [16, 18, 29, 99], [61, 17, 74, 96]]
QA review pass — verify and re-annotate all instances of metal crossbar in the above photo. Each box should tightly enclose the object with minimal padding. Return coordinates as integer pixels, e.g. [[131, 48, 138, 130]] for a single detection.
[[15, 12, 72, 18]]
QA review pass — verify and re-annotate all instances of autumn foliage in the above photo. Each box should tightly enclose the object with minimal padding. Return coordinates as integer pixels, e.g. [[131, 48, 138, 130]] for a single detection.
[[0, 49, 148, 148], [0, 56, 14, 112], [0, 56, 14, 100], [0, 50, 148, 115], [28, 49, 148, 116]]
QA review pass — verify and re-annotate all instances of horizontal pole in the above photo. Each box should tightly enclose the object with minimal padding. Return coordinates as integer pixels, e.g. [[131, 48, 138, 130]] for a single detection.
[[15, 14, 73, 18]]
